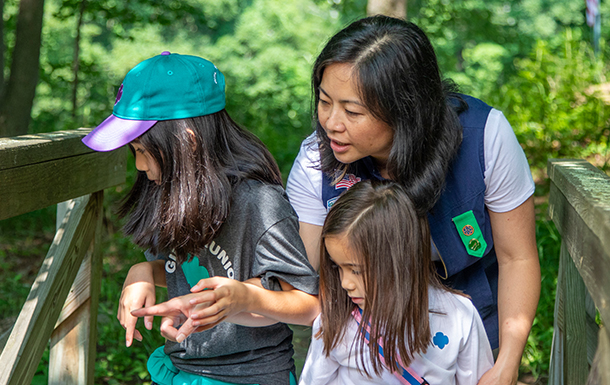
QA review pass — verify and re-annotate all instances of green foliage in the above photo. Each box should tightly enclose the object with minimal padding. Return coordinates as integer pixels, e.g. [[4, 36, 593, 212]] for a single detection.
[[486, 31, 609, 173], [521, 215, 561, 379]]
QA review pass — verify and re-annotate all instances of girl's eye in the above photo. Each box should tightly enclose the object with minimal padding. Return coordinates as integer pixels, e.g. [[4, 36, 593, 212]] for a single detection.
[[352, 269, 361, 275], [136, 148, 146, 154]]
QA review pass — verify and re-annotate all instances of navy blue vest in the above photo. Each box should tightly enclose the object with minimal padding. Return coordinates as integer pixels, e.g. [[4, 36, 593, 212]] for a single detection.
[[321, 95, 499, 349]]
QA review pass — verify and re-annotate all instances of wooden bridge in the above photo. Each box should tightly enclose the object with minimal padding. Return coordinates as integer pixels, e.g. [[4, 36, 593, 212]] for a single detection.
[[0, 130, 125, 385], [0, 130, 609, 384]]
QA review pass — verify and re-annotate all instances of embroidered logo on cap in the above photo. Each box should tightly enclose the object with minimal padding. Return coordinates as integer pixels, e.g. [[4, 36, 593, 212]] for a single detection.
[[115, 84, 123, 105]]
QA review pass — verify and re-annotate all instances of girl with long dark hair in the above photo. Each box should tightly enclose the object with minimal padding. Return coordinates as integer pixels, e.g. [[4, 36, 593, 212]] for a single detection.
[[299, 180, 493, 384], [83, 52, 319, 385]]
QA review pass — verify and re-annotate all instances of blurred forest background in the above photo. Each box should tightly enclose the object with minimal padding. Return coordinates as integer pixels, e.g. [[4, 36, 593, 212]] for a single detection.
[[0, 0, 609, 383]]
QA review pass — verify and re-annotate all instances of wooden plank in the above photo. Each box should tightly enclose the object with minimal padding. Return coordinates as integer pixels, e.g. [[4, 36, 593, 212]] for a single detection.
[[0, 148, 125, 221], [548, 159, 610, 256], [587, 325, 610, 385], [548, 165, 610, 328], [49, 300, 92, 385], [48, 191, 104, 385], [0, 129, 92, 170], [0, 193, 100, 385], [548, 238, 565, 385], [54, 255, 91, 327], [586, 292, 599, 366], [562, 242, 589, 384]]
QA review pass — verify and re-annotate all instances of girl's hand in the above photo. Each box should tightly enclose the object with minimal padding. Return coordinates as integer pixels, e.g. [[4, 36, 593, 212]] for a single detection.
[[118, 262, 157, 347], [188, 277, 252, 327], [131, 293, 217, 342], [160, 315, 188, 342]]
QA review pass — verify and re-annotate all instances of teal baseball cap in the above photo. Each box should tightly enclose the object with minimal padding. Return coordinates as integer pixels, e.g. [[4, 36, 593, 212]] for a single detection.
[[83, 52, 226, 151]]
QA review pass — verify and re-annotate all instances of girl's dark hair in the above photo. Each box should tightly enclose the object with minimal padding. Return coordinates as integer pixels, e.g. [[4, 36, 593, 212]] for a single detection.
[[319, 180, 446, 376], [312, 15, 466, 215], [118, 109, 282, 263]]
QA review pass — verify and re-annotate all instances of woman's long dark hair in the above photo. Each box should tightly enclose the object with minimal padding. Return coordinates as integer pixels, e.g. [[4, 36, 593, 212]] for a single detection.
[[118, 110, 282, 263], [319, 180, 446, 376], [313, 15, 466, 215]]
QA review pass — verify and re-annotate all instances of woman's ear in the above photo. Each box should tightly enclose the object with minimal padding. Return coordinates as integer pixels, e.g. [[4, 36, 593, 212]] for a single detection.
[[186, 128, 197, 151]]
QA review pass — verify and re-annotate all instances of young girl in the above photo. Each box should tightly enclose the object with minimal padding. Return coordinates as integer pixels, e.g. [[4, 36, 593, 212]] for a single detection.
[[82, 52, 319, 385], [299, 180, 493, 385]]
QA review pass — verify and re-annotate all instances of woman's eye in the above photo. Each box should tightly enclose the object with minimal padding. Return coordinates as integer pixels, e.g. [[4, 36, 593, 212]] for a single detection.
[[345, 110, 361, 116], [352, 269, 361, 275], [319, 98, 330, 106]]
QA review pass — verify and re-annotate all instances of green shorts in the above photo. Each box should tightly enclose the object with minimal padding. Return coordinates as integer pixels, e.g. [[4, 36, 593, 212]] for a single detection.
[[148, 345, 297, 385]]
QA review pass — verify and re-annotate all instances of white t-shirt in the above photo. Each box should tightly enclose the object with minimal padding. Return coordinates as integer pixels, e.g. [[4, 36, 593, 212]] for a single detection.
[[299, 287, 494, 385], [286, 108, 535, 227]]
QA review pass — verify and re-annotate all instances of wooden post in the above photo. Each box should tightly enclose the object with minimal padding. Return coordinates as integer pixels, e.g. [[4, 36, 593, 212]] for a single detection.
[[0, 194, 99, 385], [547, 159, 610, 384], [48, 191, 103, 385]]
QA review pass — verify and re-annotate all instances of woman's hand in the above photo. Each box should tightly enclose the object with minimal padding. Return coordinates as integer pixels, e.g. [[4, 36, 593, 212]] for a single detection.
[[118, 261, 158, 347], [476, 358, 518, 385]]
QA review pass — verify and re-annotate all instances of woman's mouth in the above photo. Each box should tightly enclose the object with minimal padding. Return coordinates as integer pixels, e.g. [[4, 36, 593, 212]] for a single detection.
[[330, 139, 350, 153]]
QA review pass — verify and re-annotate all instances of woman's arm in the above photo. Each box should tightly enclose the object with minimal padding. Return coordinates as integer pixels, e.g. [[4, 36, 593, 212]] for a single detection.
[[118, 259, 166, 347], [478, 196, 540, 385], [299, 222, 323, 271]]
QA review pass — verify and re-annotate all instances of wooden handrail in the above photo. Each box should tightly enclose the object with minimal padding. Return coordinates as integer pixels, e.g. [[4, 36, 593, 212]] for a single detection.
[[547, 159, 610, 385], [0, 130, 125, 385]]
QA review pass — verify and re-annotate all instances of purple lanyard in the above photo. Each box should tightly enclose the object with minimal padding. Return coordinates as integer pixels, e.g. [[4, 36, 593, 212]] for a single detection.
[[352, 308, 430, 385]]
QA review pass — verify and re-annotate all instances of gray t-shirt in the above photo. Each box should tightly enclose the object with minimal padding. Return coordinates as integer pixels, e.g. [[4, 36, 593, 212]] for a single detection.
[[147, 179, 318, 385]]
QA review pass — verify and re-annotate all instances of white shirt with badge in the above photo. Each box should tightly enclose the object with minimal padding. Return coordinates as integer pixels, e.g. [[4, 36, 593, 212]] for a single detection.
[[299, 287, 494, 385], [286, 108, 535, 226]]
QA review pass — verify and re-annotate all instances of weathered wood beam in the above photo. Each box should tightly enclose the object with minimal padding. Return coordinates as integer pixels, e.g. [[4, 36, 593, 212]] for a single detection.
[[0, 130, 125, 220], [548, 159, 610, 384], [548, 159, 610, 326]]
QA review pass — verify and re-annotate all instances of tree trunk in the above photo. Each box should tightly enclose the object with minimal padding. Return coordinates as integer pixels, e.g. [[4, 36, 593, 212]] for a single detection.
[[72, 0, 86, 119], [0, 0, 46, 138], [0, 0, 5, 97], [367, 0, 407, 19]]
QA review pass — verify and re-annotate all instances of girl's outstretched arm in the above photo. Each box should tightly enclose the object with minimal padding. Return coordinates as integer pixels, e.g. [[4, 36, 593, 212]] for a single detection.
[[118, 259, 166, 347], [131, 276, 320, 342]]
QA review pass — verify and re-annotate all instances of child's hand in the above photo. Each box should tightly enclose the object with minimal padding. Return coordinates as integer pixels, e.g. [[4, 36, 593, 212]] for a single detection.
[[131, 293, 215, 342], [118, 262, 157, 347], [188, 277, 252, 327]]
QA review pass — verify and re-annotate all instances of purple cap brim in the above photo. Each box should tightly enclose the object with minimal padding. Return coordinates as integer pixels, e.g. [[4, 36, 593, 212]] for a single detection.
[[82, 114, 157, 152]]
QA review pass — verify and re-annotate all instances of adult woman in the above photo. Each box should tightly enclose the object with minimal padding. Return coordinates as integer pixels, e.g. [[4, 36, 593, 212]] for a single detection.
[[286, 16, 539, 385]]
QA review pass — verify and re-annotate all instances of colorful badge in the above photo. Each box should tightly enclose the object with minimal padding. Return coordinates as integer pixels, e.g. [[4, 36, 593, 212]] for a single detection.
[[451, 210, 487, 258]]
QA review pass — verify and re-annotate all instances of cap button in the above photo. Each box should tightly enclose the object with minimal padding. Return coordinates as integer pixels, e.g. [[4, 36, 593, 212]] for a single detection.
[[161, 51, 171, 56]]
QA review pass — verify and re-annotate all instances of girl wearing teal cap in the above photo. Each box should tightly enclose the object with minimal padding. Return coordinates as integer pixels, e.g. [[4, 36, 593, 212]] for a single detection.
[[83, 52, 319, 385]]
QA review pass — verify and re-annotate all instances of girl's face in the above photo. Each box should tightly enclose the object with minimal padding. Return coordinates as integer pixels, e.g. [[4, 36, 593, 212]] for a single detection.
[[325, 233, 365, 309], [131, 142, 162, 185], [318, 63, 394, 176]]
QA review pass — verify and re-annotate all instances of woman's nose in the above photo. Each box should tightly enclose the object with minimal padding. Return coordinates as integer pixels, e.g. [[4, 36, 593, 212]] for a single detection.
[[325, 108, 345, 133]]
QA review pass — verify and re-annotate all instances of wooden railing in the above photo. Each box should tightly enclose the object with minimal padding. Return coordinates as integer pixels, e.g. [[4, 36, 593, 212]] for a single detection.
[[0, 130, 125, 385], [547, 159, 610, 384]]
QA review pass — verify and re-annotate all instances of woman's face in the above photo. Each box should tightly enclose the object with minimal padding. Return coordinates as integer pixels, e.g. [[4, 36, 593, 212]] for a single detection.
[[131, 142, 162, 185], [325, 233, 366, 309], [318, 63, 394, 173]]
